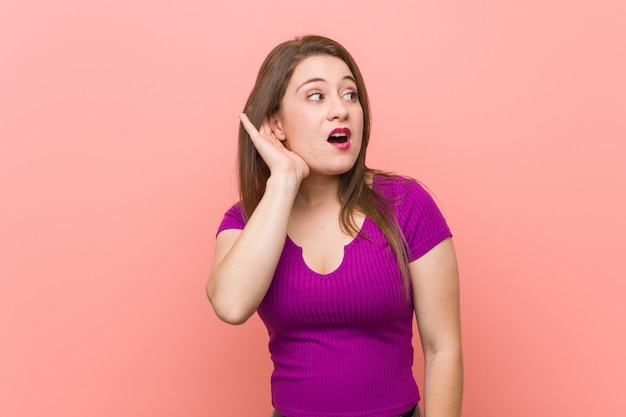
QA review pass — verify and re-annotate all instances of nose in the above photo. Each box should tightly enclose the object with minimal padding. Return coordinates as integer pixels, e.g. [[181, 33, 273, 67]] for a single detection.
[[327, 94, 349, 120]]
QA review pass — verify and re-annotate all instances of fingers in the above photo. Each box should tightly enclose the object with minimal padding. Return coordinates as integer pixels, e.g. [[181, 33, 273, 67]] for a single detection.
[[239, 113, 273, 141], [238, 113, 309, 182], [258, 119, 274, 140], [238, 113, 259, 138], [239, 113, 278, 163]]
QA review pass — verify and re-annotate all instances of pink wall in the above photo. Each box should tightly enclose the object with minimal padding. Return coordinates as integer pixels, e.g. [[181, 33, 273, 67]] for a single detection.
[[2, 1, 625, 416]]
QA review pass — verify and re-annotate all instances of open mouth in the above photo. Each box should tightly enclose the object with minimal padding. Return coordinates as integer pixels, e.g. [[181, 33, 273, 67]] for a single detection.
[[327, 128, 351, 144]]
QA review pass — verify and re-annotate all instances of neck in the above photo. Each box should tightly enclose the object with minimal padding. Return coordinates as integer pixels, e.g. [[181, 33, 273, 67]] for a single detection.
[[295, 173, 342, 208]]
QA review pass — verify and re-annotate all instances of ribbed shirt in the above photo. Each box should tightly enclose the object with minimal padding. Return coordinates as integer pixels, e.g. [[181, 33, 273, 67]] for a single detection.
[[217, 174, 452, 417]]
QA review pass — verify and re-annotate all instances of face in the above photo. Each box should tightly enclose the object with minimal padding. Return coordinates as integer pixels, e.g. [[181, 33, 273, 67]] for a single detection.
[[271, 55, 364, 177]]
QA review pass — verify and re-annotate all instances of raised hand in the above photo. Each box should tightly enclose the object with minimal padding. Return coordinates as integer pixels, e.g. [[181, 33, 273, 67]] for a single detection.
[[239, 113, 310, 185]]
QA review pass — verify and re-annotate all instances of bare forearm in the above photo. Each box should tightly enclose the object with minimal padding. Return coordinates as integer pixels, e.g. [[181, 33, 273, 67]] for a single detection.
[[423, 349, 463, 417], [207, 175, 299, 324]]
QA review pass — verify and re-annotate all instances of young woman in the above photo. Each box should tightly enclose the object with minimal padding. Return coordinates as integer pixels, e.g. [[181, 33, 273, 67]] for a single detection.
[[207, 35, 463, 417]]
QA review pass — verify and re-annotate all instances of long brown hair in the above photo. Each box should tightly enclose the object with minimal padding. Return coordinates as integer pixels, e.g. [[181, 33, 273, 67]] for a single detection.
[[238, 35, 411, 293]]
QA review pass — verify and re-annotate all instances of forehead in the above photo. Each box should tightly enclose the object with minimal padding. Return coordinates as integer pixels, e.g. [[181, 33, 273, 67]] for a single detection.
[[289, 55, 354, 86]]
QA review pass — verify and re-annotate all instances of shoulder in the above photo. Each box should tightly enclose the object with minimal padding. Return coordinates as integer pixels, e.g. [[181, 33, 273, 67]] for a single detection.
[[370, 171, 452, 261], [373, 171, 450, 231], [217, 201, 246, 234], [371, 171, 429, 204], [371, 171, 446, 221]]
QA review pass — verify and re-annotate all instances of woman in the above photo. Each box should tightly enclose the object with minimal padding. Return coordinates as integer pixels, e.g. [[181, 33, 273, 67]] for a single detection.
[[207, 35, 463, 417]]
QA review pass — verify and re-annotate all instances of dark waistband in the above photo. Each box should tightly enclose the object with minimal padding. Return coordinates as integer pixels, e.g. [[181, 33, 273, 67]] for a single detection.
[[273, 405, 417, 417]]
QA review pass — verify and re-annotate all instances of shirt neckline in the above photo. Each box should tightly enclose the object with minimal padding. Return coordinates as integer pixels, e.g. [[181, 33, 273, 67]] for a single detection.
[[285, 217, 371, 278]]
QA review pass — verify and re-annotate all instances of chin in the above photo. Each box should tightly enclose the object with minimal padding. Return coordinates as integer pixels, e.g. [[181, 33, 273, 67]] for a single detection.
[[321, 164, 357, 176], [307, 155, 360, 177]]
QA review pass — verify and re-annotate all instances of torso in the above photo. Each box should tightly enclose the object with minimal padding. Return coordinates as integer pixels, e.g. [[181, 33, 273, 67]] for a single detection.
[[287, 202, 366, 275]]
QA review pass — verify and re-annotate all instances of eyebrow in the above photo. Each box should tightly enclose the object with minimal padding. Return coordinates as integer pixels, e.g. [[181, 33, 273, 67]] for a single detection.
[[295, 75, 357, 92]]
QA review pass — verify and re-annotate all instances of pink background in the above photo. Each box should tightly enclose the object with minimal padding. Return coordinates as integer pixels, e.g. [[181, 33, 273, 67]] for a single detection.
[[2, 1, 625, 416]]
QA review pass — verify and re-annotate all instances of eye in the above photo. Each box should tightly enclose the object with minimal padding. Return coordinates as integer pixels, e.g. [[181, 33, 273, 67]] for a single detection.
[[343, 91, 359, 101], [307, 91, 324, 101]]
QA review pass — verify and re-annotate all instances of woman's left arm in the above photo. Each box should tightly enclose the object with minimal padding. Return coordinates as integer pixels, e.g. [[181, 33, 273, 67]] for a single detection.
[[411, 237, 463, 417]]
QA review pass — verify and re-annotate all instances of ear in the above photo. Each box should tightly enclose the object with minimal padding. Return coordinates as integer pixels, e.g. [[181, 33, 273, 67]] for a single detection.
[[269, 114, 287, 141]]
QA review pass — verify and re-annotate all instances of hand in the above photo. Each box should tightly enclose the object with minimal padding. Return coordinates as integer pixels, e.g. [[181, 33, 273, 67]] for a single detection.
[[239, 113, 310, 184]]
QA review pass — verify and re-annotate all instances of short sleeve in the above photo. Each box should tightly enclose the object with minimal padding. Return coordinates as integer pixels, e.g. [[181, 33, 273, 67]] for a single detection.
[[216, 202, 246, 235], [394, 179, 452, 262]]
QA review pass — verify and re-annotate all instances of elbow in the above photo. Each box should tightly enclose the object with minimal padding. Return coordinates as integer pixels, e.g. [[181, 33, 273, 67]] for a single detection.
[[423, 343, 464, 365], [422, 334, 463, 360], [213, 306, 253, 325], [206, 287, 253, 325], [424, 336, 463, 352], [205, 273, 259, 325]]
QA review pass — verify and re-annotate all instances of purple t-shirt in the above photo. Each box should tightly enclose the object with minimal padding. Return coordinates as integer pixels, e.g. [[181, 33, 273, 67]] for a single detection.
[[217, 174, 452, 417]]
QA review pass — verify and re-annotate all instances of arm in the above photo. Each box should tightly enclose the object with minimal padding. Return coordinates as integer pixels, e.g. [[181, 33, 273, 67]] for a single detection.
[[411, 238, 463, 417], [206, 114, 309, 325]]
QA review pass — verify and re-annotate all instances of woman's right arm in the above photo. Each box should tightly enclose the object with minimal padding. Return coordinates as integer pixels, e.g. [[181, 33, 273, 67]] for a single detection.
[[206, 114, 309, 325]]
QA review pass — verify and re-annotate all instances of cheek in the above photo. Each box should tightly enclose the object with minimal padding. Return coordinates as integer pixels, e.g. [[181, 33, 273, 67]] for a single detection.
[[283, 111, 315, 137], [355, 121, 365, 143], [354, 110, 365, 133]]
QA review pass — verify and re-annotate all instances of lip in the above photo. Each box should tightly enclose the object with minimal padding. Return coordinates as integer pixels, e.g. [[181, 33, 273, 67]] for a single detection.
[[327, 127, 352, 150], [329, 127, 352, 140]]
